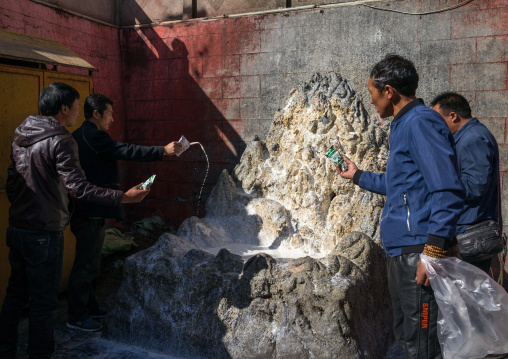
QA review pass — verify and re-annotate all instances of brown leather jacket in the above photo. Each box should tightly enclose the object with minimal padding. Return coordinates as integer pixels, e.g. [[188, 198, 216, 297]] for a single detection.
[[6, 115, 122, 231]]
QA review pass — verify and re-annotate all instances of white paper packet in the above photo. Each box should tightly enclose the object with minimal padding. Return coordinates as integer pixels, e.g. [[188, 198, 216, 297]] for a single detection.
[[177, 135, 190, 156]]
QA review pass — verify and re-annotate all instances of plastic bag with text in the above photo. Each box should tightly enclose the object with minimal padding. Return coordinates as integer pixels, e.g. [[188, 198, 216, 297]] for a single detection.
[[420, 254, 508, 359]]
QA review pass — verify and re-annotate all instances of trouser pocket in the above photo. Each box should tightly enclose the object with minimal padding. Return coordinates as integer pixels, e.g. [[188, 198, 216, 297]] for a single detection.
[[23, 232, 52, 266]]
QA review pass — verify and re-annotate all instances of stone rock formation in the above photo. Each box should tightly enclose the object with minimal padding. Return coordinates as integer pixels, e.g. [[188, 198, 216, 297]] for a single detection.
[[104, 232, 393, 358], [104, 73, 393, 358], [177, 72, 389, 256]]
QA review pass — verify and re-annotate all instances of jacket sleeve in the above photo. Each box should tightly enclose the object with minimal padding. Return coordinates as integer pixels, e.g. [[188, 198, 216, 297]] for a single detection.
[[354, 170, 387, 196], [86, 130, 164, 161], [409, 117, 465, 248], [55, 136, 123, 206], [458, 135, 495, 201]]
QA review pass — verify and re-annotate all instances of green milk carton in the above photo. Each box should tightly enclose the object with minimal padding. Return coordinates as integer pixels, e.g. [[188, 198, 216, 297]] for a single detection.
[[324, 146, 348, 172]]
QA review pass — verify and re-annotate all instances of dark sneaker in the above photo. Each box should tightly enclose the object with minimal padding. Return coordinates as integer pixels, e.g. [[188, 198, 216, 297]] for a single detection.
[[89, 307, 108, 319], [66, 318, 102, 332]]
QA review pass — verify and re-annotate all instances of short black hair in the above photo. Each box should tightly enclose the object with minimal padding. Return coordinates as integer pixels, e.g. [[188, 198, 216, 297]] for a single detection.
[[370, 54, 419, 97], [39, 82, 80, 116], [430, 92, 472, 118], [84, 93, 114, 120]]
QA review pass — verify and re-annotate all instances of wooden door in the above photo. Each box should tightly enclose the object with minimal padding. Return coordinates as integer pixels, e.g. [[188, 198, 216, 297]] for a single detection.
[[0, 64, 93, 303]]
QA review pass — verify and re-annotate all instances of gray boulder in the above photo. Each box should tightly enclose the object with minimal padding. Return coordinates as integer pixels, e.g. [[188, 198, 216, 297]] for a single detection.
[[104, 231, 393, 358]]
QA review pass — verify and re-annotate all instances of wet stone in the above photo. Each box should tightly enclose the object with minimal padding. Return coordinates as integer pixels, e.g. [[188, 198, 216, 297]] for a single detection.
[[104, 72, 394, 358]]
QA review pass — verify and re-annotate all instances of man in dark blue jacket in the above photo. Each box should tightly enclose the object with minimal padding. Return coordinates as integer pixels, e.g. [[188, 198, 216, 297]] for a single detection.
[[431, 92, 500, 273], [338, 55, 465, 359], [67, 94, 182, 332]]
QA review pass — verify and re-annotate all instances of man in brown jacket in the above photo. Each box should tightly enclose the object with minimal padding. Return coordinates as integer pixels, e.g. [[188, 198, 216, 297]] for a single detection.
[[0, 82, 149, 359]]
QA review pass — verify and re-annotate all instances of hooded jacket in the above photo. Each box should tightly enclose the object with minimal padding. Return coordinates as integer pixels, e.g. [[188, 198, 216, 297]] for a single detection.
[[353, 99, 465, 256], [6, 115, 122, 232]]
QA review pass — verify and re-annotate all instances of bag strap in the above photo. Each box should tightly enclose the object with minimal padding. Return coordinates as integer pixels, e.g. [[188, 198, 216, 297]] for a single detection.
[[496, 172, 507, 285], [498, 172, 502, 234]]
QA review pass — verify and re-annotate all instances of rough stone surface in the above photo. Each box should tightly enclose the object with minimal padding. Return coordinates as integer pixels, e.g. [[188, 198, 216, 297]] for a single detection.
[[104, 73, 393, 358], [104, 232, 393, 358], [178, 72, 389, 255]]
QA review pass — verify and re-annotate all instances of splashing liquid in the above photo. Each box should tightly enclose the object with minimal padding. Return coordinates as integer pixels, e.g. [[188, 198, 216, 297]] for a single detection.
[[190, 142, 209, 217]]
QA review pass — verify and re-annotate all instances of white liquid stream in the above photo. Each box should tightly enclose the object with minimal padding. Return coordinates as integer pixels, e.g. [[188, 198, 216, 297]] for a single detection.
[[190, 142, 209, 217]]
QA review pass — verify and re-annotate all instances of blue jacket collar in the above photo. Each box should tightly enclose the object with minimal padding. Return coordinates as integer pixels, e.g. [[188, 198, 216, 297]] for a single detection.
[[392, 98, 425, 122], [453, 118, 479, 143]]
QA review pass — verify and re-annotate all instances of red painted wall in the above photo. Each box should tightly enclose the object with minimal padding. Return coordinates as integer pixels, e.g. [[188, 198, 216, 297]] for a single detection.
[[0, 0, 124, 139], [119, 1, 508, 227], [2, 0, 508, 230], [120, 21, 248, 224]]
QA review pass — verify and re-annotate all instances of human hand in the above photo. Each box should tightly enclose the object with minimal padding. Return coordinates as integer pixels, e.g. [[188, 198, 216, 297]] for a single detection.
[[164, 141, 183, 156], [121, 183, 150, 203], [336, 156, 358, 179], [415, 260, 430, 286]]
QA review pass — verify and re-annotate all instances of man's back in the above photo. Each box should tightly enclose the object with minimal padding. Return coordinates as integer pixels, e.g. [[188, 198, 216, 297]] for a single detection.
[[454, 118, 499, 234], [8, 115, 120, 231]]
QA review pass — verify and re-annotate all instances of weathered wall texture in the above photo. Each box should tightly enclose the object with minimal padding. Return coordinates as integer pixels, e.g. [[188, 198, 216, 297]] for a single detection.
[[120, 0, 184, 25], [27, 0, 116, 25], [120, 0, 508, 229], [0, 0, 125, 139], [0, 0, 507, 229]]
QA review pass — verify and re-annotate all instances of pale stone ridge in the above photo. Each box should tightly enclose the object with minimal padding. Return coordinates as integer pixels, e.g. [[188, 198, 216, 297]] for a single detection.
[[179, 72, 389, 256]]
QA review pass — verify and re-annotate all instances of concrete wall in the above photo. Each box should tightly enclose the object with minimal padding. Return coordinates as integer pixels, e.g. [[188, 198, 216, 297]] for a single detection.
[[191, 0, 286, 19], [120, 0, 184, 25], [1, 0, 508, 228], [33, 0, 371, 27], [119, 0, 508, 226], [29, 0, 116, 25]]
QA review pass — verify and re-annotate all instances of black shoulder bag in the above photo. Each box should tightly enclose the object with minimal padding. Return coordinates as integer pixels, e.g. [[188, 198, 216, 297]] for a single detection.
[[457, 177, 506, 263]]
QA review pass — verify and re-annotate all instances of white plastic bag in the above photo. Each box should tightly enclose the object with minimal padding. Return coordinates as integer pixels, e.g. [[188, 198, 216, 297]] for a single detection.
[[420, 254, 508, 359]]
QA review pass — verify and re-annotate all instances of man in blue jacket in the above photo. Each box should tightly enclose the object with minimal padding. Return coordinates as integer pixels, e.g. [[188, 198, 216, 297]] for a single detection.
[[338, 55, 465, 359], [67, 93, 182, 332], [431, 92, 500, 273]]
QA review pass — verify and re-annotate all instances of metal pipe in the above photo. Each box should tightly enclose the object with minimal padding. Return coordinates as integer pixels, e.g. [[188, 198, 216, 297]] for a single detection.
[[114, 0, 120, 26], [29, 0, 119, 28], [120, 0, 396, 29], [29, 0, 397, 30]]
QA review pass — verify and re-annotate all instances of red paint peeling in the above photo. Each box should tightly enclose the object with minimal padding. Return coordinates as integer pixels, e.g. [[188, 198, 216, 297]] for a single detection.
[[452, 7, 508, 38], [5, 0, 507, 226]]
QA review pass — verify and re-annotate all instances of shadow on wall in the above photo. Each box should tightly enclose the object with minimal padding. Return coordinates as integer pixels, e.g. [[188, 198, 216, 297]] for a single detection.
[[119, 8, 245, 226]]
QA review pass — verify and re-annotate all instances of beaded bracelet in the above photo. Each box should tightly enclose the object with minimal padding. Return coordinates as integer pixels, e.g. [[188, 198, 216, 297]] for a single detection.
[[423, 244, 446, 259]]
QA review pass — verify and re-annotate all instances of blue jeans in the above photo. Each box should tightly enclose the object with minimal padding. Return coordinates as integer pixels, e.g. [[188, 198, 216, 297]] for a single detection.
[[0, 226, 64, 359]]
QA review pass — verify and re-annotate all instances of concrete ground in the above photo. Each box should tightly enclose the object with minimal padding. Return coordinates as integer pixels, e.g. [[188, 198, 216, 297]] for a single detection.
[[11, 294, 507, 359], [13, 297, 180, 359]]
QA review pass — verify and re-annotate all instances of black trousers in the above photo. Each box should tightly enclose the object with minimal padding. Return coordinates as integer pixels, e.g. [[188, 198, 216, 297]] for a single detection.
[[0, 227, 64, 359], [387, 253, 442, 359], [68, 218, 105, 322], [465, 257, 491, 274]]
